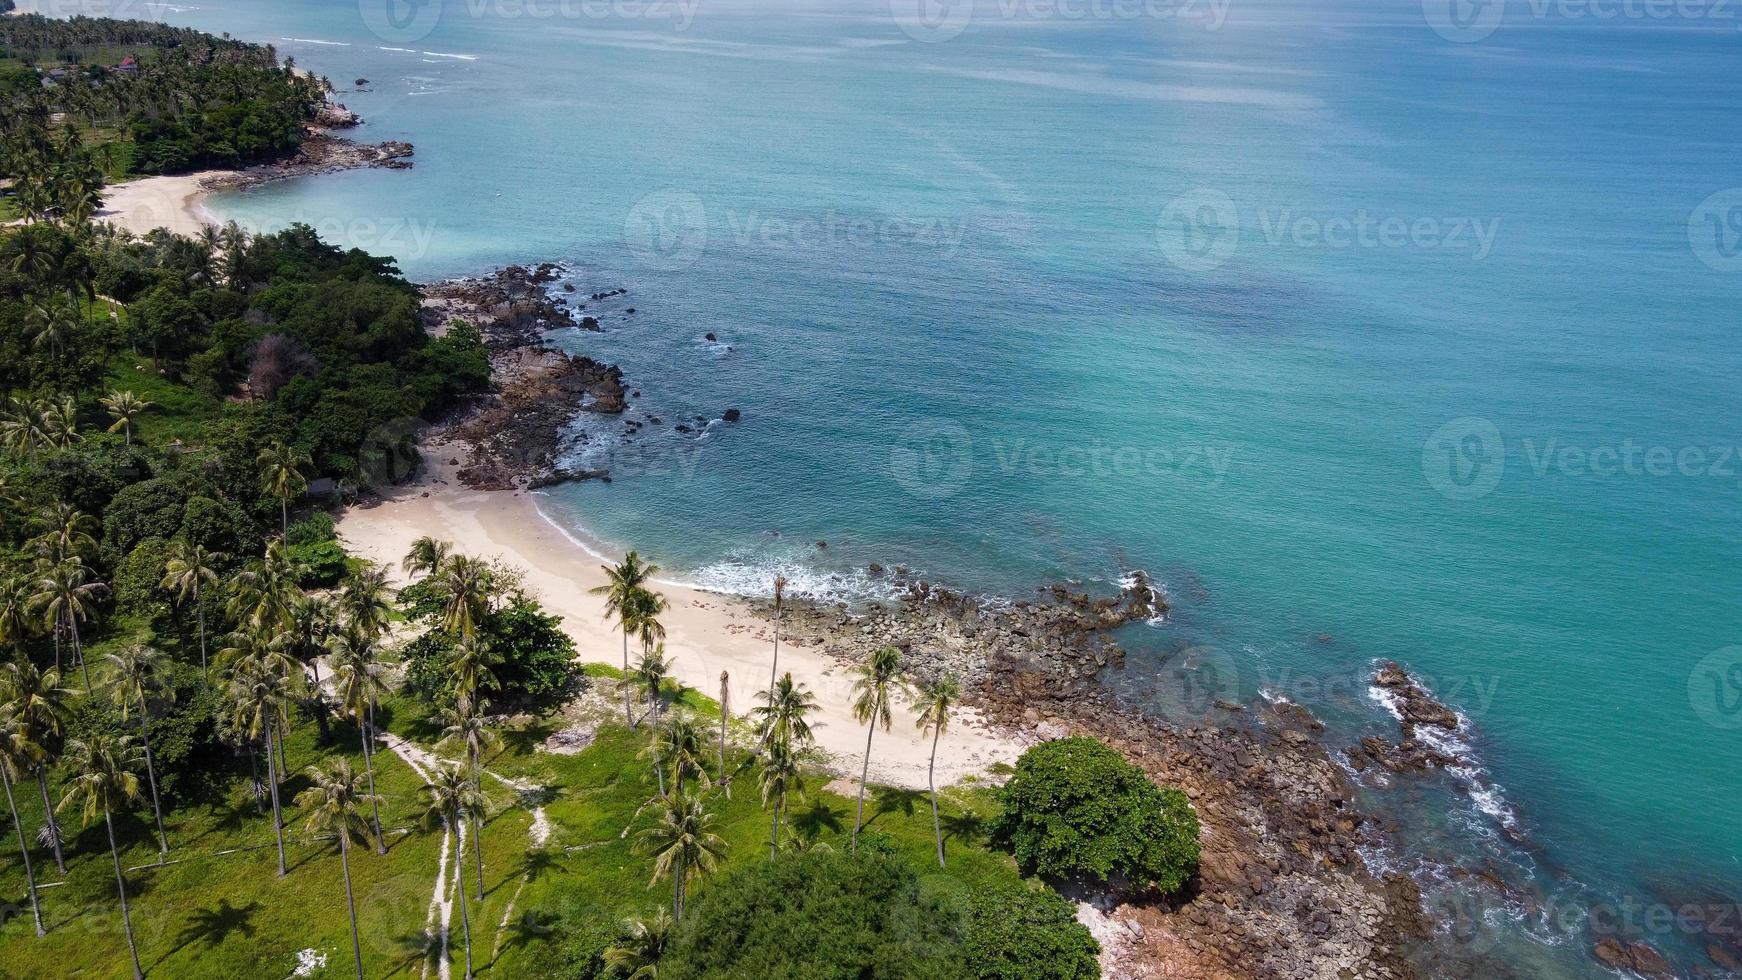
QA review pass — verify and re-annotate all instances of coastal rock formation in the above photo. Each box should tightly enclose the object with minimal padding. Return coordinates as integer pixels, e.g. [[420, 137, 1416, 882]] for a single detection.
[[315, 102, 361, 127], [417, 265, 638, 490], [202, 132, 413, 192], [1592, 937, 1674, 977], [763, 579, 1420, 979]]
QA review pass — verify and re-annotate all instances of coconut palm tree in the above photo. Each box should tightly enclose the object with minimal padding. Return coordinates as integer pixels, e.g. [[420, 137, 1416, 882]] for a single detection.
[[257, 440, 310, 538], [637, 789, 725, 922], [161, 539, 225, 676], [849, 645, 908, 848], [227, 539, 299, 632], [227, 656, 294, 876], [633, 645, 673, 731], [28, 558, 106, 689], [767, 574, 787, 693], [912, 674, 961, 868], [449, 635, 499, 714], [329, 630, 388, 854], [29, 501, 98, 565], [602, 909, 672, 979], [753, 672, 819, 752], [104, 645, 172, 858], [0, 398, 45, 457], [441, 697, 498, 899], [295, 760, 379, 980], [57, 734, 145, 980], [337, 565, 394, 640], [0, 575, 31, 647], [0, 707, 46, 936], [439, 555, 493, 640], [759, 737, 804, 861], [402, 535, 451, 581], [646, 716, 711, 799], [717, 670, 730, 797], [419, 764, 487, 980], [100, 390, 151, 446], [590, 552, 658, 724], [1, 658, 73, 873]]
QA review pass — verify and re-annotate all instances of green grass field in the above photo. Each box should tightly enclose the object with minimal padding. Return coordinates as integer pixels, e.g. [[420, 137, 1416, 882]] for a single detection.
[[0, 665, 1020, 978]]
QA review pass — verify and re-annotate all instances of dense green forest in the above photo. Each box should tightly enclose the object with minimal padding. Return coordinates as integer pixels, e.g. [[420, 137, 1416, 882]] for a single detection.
[[0, 16, 1204, 980], [0, 14, 329, 222]]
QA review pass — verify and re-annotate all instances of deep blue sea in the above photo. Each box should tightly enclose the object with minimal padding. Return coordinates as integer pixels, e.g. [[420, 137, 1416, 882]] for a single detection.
[[38, 0, 1742, 972]]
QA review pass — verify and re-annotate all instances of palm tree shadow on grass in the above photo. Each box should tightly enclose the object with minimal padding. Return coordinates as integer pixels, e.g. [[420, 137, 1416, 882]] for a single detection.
[[157, 898, 261, 966], [381, 927, 438, 979], [491, 908, 559, 967], [790, 798, 846, 843], [496, 720, 557, 760], [941, 808, 988, 847], [521, 847, 566, 883], [866, 787, 924, 830]]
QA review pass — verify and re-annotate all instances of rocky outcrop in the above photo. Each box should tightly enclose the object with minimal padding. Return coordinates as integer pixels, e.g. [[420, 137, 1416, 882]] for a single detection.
[[202, 132, 412, 191], [1592, 937, 1674, 977], [762, 579, 1419, 979], [315, 102, 361, 127]]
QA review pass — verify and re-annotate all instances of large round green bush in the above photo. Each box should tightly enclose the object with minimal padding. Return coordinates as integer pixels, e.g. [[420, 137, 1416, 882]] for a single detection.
[[966, 881, 1101, 980], [992, 737, 1199, 893]]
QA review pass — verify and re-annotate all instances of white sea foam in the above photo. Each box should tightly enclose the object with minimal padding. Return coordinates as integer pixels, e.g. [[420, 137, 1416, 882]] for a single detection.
[[687, 552, 907, 606], [377, 46, 417, 53], [1365, 680, 1522, 834], [282, 37, 349, 46], [421, 51, 479, 61]]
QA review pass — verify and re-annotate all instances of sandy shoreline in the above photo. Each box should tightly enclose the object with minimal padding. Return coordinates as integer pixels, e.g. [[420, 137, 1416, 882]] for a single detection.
[[95, 171, 231, 237], [335, 448, 1024, 791]]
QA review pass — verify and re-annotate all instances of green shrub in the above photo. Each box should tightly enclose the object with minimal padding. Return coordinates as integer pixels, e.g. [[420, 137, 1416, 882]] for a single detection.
[[661, 848, 966, 979], [285, 511, 336, 545], [287, 539, 348, 588], [403, 598, 577, 708], [992, 737, 1199, 894], [966, 881, 1101, 980], [113, 537, 175, 624]]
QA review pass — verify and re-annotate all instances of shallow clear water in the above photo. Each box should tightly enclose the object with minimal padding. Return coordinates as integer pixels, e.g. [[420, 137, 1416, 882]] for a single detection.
[[47, 0, 1742, 971]]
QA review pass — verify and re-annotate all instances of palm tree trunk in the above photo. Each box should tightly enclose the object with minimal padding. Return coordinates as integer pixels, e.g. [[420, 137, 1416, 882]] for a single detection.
[[719, 672, 730, 798], [275, 725, 287, 786], [621, 627, 633, 727], [71, 617, 89, 692], [195, 587, 208, 677], [768, 605, 781, 694], [245, 741, 264, 813], [340, 831, 364, 980], [139, 711, 169, 857], [35, 768, 64, 874], [1, 767, 45, 936], [454, 830, 475, 980], [280, 497, 289, 539], [103, 808, 144, 980], [359, 719, 385, 854], [673, 853, 685, 922], [265, 726, 287, 876], [469, 746, 485, 900], [770, 793, 781, 861], [929, 723, 944, 868], [853, 699, 878, 848]]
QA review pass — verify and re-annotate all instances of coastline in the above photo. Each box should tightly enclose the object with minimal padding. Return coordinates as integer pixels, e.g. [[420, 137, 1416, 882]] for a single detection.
[[94, 171, 227, 237], [333, 451, 1027, 792]]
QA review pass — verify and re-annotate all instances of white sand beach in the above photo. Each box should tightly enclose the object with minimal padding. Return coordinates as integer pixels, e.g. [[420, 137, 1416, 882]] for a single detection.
[[95, 171, 230, 236], [335, 451, 1024, 791]]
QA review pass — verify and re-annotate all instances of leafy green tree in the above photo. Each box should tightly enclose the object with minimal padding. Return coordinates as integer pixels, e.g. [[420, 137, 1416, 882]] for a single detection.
[[963, 882, 1101, 980], [294, 759, 379, 980], [992, 737, 1199, 894], [57, 734, 146, 980]]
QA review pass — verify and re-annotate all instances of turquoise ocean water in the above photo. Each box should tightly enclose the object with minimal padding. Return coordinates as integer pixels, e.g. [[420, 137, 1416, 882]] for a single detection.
[[39, 0, 1742, 971]]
